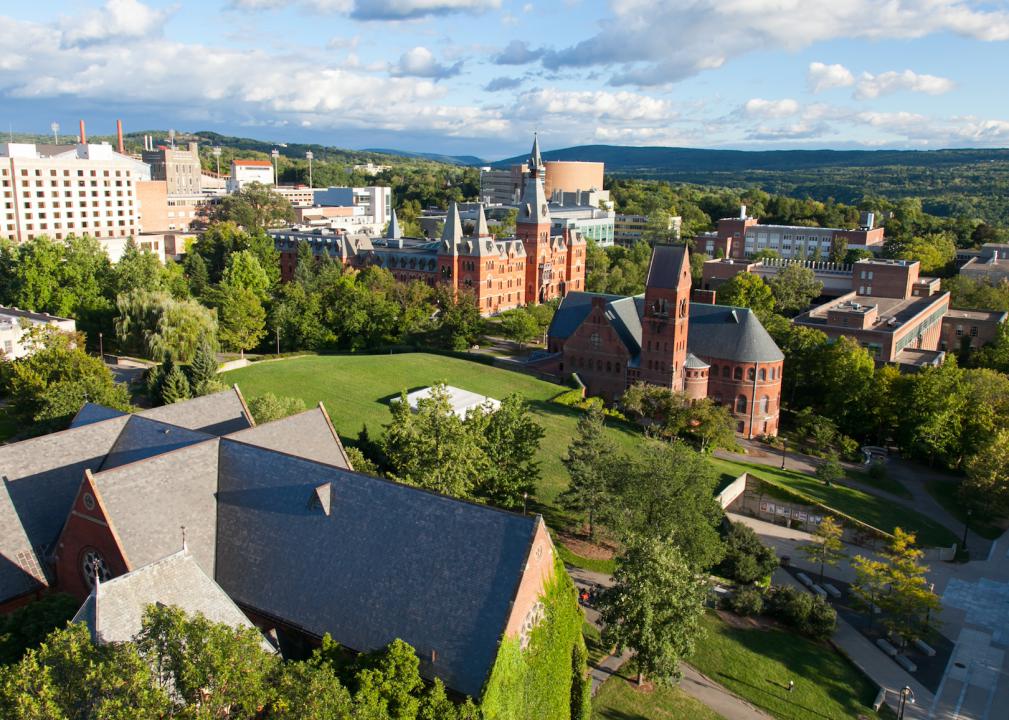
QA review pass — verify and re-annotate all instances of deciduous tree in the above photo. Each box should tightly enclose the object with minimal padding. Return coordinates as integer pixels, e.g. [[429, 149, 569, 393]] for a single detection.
[[219, 285, 266, 357], [769, 263, 823, 314], [798, 516, 846, 582]]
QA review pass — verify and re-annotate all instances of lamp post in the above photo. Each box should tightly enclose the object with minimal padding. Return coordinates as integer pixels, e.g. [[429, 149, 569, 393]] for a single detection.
[[51, 121, 60, 144], [212, 146, 222, 176], [523, 492, 528, 516], [962, 508, 972, 551], [780, 436, 787, 469], [98, 331, 104, 361], [897, 685, 915, 720], [271, 148, 280, 185], [305, 150, 314, 188]]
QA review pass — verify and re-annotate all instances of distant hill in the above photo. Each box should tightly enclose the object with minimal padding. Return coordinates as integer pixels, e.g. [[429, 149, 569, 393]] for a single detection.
[[364, 148, 486, 166], [491, 144, 1009, 173]]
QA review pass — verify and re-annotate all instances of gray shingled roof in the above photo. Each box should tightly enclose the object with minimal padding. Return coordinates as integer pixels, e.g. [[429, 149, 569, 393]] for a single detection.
[[547, 291, 625, 341], [70, 403, 127, 428], [215, 439, 537, 698], [687, 304, 784, 364], [89, 439, 221, 576], [645, 244, 689, 289], [224, 406, 350, 469], [685, 352, 710, 369], [73, 550, 272, 651], [98, 416, 214, 471], [138, 388, 253, 435]]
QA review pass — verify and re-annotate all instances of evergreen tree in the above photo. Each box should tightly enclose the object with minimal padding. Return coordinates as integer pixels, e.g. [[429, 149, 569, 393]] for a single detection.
[[187, 339, 222, 396], [598, 535, 707, 686], [558, 405, 617, 539], [184, 252, 209, 298], [160, 363, 192, 405]]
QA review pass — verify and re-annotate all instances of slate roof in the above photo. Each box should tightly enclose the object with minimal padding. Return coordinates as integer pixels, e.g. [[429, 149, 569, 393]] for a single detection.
[[685, 352, 710, 369], [98, 416, 214, 471], [70, 403, 128, 429], [137, 387, 254, 435], [687, 304, 784, 364], [645, 244, 689, 289], [73, 550, 272, 650], [89, 440, 221, 576], [224, 406, 350, 469], [215, 439, 538, 698], [548, 292, 783, 365]]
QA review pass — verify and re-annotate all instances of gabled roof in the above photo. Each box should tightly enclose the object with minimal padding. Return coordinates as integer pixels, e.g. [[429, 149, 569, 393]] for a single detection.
[[138, 387, 254, 435], [98, 416, 214, 472], [73, 550, 272, 651], [645, 244, 689, 289], [517, 171, 550, 226], [215, 439, 538, 698], [89, 439, 221, 575], [687, 304, 784, 364], [70, 403, 127, 429], [224, 405, 351, 469]]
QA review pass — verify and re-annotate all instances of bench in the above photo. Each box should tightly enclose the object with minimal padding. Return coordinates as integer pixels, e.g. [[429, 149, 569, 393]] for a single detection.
[[812, 584, 828, 597], [876, 638, 898, 657], [872, 688, 886, 711], [796, 572, 812, 586], [895, 655, 918, 673], [913, 639, 936, 657], [823, 583, 842, 598]]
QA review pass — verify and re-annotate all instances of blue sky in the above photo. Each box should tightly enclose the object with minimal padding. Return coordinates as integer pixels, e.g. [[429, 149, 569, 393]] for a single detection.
[[1, 0, 1008, 158]]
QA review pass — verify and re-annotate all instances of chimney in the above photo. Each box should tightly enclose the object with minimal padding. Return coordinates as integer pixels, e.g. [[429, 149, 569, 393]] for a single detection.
[[79, 119, 87, 144], [739, 204, 746, 219], [116, 120, 124, 154]]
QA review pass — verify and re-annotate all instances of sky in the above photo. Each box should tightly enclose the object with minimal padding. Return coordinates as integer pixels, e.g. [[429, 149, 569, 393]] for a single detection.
[[1, 0, 1008, 159]]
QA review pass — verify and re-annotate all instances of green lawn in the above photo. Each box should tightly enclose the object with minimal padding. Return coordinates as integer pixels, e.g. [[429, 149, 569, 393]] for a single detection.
[[845, 467, 912, 499], [582, 621, 610, 667], [593, 662, 725, 720], [924, 478, 1005, 540], [223, 353, 643, 504], [557, 543, 618, 575], [710, 457, 958, 547], [688, 614, 881, 720]]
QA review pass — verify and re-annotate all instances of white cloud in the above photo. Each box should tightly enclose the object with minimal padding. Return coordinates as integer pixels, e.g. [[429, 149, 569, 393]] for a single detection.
[[542, 0, 1009, 86], [60, 0, 168, 47], [854, 70, 955, 99], [743, 98, 800, 118], [494, 40, 544, 65], [390, 46, 463, 78], [230, 0, 496, 18], [516, 88, 677, 123], [808, 62, 855, 93], [484, 76, 524, 91]]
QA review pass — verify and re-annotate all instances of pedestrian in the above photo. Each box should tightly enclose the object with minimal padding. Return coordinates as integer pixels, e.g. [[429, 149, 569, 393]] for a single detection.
[[788, 680, 795, 693]]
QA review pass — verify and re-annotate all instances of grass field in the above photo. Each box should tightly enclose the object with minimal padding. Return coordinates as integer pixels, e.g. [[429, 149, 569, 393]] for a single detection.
[[593, 662, 725, 720], [710, 457, 958, 547], [689, 614, 883, 720], [223, 353, 644, 504]]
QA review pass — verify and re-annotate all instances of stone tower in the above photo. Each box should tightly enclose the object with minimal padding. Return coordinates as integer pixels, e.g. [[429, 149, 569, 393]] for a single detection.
[[638, 244, 692, 391]]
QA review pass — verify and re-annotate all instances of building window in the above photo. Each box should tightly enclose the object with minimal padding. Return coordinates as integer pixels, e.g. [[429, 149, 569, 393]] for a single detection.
[[733, 367, 742, 380], [759, 395, 769, 414], [722, 366, 730, 378], [747, 368, 755, 381], [758, 368, 766, 381], [590, 332, 601, 349], [971, 326, 978, 337], [80, 548, 111, 590], [956, 325, 963, 336], [736, 395, 747, 413]]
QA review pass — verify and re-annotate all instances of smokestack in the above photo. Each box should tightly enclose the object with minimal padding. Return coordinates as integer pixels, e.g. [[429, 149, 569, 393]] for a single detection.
[[739, 204, 746, 219], [116, 120, 124, 154], [79, 119, 87, 144]]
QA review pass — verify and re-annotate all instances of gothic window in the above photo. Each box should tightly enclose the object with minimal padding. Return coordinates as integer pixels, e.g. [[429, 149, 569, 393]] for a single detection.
[[590, 332, 601, 349], [519, 601, 545, 651], [733, 367, 743, 380], [679, 298, 688, 317], [736, 395, 747, 413], [747, 368, 756, 381], [616, 362, 621, 372], [759, 368, 767, 381], [80, 548, 110, 590]]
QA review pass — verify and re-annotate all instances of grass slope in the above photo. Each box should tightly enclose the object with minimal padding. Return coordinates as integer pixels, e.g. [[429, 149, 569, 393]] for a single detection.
[[592, 663, 725, 720], [709, 458, 958, 547], [223, 353, 642, 504], [924, 478, 1005, 540], [689, 614, 881, 720]]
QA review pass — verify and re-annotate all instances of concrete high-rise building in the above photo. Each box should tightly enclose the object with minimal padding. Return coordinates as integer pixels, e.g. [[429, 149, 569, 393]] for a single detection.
[[142, 142, 202, 195], [1, 142, 149, 245]]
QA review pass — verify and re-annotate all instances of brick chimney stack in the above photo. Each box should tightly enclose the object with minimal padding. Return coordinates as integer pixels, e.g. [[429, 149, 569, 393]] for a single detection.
[[79, 119, 87, 144], [116, 120, 124, 154]]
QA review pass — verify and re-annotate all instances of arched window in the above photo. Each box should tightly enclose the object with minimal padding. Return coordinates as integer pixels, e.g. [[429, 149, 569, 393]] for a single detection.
[[733, 367, 743, 380], [736, 395, 747, 413], [710, 364, 718, 377], [722, 366, 730, 378], [747, 368, 756, 381], [759, 368, 767, 381], [759, 395, 769, 414]]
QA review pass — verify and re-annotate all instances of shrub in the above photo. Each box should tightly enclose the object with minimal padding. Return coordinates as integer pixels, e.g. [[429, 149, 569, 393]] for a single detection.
[[730, 586, 764, 617], [765, 586, 836, 639], [838, 435, 861, 461], [805, 597, 838, 639], [718, 523, 779, 585]]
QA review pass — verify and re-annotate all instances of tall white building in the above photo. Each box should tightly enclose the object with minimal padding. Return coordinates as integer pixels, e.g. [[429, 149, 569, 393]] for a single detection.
[[1, 142, 149, 244], [227, 159, 274, 193]]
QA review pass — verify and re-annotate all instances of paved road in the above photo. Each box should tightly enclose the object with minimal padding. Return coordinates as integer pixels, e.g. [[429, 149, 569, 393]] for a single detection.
[[568, 566, 772, 719]]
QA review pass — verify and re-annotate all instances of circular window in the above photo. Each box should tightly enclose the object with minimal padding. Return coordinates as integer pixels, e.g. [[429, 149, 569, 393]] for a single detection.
[[80, 549, 110, 589], [82, 492, 96, 511]]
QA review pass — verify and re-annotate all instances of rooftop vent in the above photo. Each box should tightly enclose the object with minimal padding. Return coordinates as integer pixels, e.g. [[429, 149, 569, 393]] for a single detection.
[[312, 483, 332, 516]]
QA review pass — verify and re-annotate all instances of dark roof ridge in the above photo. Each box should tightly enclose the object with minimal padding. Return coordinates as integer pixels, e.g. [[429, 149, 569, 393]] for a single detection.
[[218, 436, 541, 525], [89, 436, 221, 478], [0, 413, 129, 448], [97, 415, 216, 472]]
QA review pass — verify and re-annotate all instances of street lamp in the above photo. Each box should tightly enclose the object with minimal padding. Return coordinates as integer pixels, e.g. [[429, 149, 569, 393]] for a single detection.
[[780, 436, 787, 469], [212, 146, 222, 176], [305, 150, 314, 188], [98, 331, 104, 360], [897, 685, 915, 720], [271, 148, 280, 185], [962, 508, 972, 551], [50, 121, 60, 144]]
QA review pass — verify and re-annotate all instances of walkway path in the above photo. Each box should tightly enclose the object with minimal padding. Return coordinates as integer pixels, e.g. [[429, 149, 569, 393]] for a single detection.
[[567, 565, 772, 719]]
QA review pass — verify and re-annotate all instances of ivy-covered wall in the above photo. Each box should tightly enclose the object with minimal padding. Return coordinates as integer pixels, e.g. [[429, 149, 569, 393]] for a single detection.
[[481, 556, 591, 720]]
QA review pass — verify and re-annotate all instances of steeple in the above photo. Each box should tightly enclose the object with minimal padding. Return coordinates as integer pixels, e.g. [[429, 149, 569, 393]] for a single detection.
[[442, 202, 463, 248], [517, 164, 550, 227], [529, 132, 542, 173], [386, 209, 403, 248], [474, 204, 491, 238]]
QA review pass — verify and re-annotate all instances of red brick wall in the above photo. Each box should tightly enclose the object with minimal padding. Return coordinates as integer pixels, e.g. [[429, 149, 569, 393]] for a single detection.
[[52, 471, 131, 602], [561, 301, 632, 402], [702, 359, 782, 437], [502, 519, 556, 640]]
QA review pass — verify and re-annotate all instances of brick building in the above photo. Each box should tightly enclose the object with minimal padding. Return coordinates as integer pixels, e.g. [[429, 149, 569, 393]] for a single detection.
[[545, 245, 784, 437], [0, 390, 563, 700], [271, 138, 586, 315], [793, 258, 950, 368], [940, 309, 1007, 353]]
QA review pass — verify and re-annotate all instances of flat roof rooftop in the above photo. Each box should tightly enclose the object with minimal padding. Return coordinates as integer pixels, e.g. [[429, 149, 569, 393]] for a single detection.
[[946, 308, 1008, 322], [798, 291, 948, 332]]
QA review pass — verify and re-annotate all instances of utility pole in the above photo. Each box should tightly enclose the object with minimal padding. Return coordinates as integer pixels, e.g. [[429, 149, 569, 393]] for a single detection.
[[271, 148, 280, 185], [212, 146, 222, 176], [306, 150, 314, 188]]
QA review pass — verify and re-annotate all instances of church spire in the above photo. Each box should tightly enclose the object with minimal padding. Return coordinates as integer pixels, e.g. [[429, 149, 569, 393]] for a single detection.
[[529, 132, 542, 173], [442, 202, 463, 247], [474, 204, 491, 238], [386, 209, 402, 240]]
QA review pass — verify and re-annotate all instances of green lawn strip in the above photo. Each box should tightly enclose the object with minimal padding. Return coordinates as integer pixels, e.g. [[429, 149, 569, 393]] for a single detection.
[[844, 467, 912, 499], [582, 621, 610, 667], [556, 543, 617, 575], [710, 458, 958, 547], [592, 660, 725, 720], [688, 614, 880, 720], [924, 478, 1005, 540], [223, 352, 643, 505]]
